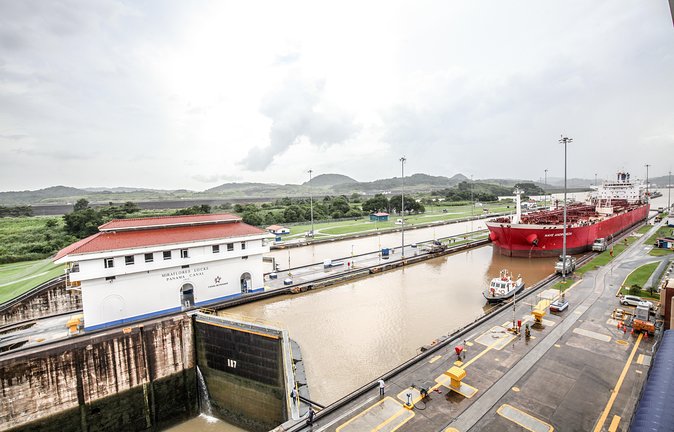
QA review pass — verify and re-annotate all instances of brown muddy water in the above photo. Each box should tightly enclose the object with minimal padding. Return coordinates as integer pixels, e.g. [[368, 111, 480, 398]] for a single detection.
[[228, 245, 556, 405]]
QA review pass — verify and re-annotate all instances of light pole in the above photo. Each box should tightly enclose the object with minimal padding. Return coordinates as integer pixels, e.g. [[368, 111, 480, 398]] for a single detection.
[[308, 169, 314, 237], [669, 170, 671, 211], [470, 174, 474, 233], [400, 156, 406, 259], [645, 164, 650, 201], [594, 173, 597, 187], [543, 168, 548, 207], [559, 136, 573, 281]]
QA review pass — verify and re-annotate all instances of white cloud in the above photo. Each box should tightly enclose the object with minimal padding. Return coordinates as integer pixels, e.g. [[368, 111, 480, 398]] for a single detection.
[[0, 0, 672, 191]]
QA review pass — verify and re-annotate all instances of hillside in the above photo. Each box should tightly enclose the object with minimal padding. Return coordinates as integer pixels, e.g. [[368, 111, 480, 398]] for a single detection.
[[303, 173, 357, 187]]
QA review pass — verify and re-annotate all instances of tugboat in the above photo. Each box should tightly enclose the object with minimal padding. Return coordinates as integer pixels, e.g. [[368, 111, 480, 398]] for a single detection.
[[483, 269, 525, 303]]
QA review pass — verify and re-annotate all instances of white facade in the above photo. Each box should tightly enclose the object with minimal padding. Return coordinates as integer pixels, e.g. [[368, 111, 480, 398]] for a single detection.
[[56, 219, 270, 331]]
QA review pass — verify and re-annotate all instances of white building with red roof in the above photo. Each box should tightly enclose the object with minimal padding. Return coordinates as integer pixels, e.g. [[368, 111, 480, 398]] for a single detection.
[[54, 213, 270, 331]]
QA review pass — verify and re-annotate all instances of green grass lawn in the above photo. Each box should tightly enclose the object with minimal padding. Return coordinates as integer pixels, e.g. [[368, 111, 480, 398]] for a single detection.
[[0, 258, 64, 304], [283, 204, 512, 239], [622, 261, 659, 289]]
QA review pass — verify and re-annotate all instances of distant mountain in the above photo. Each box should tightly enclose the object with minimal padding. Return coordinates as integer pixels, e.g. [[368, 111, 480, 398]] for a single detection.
[[82, 187, 173, 193], [0, 185, 89, 205], [333, 173, 469, 193], [303, 173, 358, 187], [204, 182, 282, 193]]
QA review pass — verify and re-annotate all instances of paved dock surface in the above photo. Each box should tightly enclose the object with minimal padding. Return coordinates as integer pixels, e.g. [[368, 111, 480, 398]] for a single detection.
[[292, 225, 662, 432]]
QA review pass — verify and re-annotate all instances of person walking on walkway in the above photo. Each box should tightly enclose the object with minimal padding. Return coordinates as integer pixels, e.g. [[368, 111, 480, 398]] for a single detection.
[[379, 379, 385, 396]]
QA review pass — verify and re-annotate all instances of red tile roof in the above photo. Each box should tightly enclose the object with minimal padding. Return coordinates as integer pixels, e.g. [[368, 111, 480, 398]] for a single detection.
[[98, 213, 241, 231], [54, 221, 266, 261]]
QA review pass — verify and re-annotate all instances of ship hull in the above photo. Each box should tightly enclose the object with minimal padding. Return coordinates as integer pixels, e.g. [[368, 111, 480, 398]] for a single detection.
[[486, 204, 650, 257]]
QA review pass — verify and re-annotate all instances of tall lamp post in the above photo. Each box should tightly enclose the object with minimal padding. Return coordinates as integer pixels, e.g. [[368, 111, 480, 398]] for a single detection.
[[400, 156, 406, 259], [559, 136, 573, 281], [308, 169, 314, 237], [543, 168, 548, 207], [470, 174, 474, 233], [669, 170, 671, 211], [594, 173, 597, 187], [645, 164, 651, 201]]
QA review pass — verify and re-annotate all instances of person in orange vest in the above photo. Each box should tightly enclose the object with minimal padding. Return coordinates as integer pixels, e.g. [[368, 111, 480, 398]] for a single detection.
[[609, 246, 614, 257]]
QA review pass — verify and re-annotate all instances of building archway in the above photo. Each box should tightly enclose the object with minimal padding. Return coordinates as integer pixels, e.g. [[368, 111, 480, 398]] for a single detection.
[[240, 273, 252, 293], [180, 283, 195, 309]]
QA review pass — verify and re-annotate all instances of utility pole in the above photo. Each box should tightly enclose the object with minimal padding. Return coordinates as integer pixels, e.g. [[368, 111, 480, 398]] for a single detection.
[[470, 174, 474, 233], [400, 156, 406, 259], [594, 173, 597, 187], [645, 164, 651, 201], [308, 169, 314, 237], [667, 170, 672, 213], [559, 136, 573, 281], [543, 168, 548, 207]]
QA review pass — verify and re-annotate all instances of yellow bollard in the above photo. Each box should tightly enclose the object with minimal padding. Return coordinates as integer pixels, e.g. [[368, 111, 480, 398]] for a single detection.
[[445, 366, 467, 389]]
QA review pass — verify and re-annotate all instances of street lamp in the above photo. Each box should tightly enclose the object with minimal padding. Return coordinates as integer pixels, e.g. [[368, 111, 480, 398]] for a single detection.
[[400, 156, 406, 259], [645, 164, 650, 200], [543, 168, 548, 207], [308, 169, 314, 237], [470, 174, 474, 233], [559, 135, 573, 281], [669, 170, 671, 211]]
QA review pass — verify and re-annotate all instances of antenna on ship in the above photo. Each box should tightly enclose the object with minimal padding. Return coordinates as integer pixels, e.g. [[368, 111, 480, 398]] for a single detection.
[[559, 135, 573, 282], [512, 187, 523, 224]]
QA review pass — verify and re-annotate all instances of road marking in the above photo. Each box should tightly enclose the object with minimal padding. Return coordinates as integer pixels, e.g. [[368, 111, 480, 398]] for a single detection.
[[315, 395, 379, 432], [336, 397, 410, 432], [554, 344, 561, 348], [636, 354, 644, 364], [497, 404, 554, 432], [593, 333, 643, 432], [461, 337, 504, 369], [512, 386, 520, 392], [608, 415, 621, 432], [573, 327, 611, 343], [429, 355, 442, 363]]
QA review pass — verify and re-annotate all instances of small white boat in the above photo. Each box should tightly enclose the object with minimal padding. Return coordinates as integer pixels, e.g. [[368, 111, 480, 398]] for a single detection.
[[483, 269, 525, 303]]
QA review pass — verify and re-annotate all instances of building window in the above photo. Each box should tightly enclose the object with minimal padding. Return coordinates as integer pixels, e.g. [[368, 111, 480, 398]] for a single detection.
[[163, 251, 172, 260], [125, 255, 135, 266], [104, 258, 114, 268], [241, 256, 248, 260], [105, 276, 116, 281], [180, 249, 189, 258], [212, 245, 220, 253], [145, 253, 154, 263], [71, 263, 80, 273], [241, 241, 246, 250], [182, 265, 190, 269], [227, 243, 234, 251]]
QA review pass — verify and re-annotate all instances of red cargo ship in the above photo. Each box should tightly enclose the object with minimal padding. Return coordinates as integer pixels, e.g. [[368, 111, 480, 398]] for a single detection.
[[486, 172, 650, 257]]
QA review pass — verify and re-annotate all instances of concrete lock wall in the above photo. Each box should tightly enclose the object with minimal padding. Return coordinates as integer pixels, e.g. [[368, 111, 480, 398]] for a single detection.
[[0, 279, 82, 327], [0, 316, 197, 431], [195, 317, 287, 432]]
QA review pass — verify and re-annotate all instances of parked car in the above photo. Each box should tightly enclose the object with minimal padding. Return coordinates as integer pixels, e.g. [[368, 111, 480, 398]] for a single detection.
[[549, 299, 569, 313], [619, 294, 654, 310]]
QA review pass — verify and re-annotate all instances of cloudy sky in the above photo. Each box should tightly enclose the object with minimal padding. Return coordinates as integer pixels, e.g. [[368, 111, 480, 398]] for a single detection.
[[1, 1, 673, 191]]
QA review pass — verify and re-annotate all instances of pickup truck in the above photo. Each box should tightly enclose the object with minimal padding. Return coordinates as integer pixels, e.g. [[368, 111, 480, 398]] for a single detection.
[[592, 238, 607, 252], [555, 255, 576, 275]]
